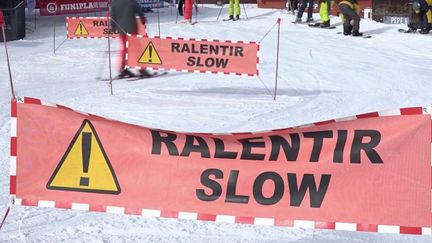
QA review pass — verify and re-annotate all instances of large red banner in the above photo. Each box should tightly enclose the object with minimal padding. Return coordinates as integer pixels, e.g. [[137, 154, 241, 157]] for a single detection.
[[126, 35, 259, 76], [10, 98, 432, 234], [39, 0, 109, 16]]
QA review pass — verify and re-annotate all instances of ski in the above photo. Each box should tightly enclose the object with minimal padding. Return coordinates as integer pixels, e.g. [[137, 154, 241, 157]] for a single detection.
[[292, 21, 317, 25], [398, 29, 416, 34], [223, 18, 240, 22], [97, 72, 168, 82], [398, 28, 431, 35], [398, 28, 415, 33], [308, 23, 336, 29], [308, 22, 320, 27], [126, 71, 168, 81], [336, 32, 372, 38]]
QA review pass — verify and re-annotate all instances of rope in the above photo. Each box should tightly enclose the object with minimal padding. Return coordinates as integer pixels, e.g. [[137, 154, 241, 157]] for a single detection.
[[258, 20, 279, 44], [0, 206, 10, 230], [257, 76, 274, 97]]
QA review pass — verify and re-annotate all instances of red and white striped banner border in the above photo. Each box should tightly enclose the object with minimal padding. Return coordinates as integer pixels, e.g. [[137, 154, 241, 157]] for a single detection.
[[9, 97, 432, 235], [126, 34, 260, 77]]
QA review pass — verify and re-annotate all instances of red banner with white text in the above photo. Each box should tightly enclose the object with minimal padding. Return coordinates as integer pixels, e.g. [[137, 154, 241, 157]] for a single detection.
[[10, 98, 432, 234]]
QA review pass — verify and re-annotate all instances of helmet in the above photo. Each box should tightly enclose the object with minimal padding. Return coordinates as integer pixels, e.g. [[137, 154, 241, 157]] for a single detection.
[[412, 2, 421, 14]]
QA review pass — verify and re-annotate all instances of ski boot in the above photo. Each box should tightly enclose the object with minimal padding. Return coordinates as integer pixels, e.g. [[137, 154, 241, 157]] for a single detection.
[[235, 15, 240, 20], [419, 28, 430, 34], [293, 17, 302, 23], [117, 68, 135, 79], [306, 18, 314, 23], [319, 20, 330, 28], [352, 30, 363, 37]]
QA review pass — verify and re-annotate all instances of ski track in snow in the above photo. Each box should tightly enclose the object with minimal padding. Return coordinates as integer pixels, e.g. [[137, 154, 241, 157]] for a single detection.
[[0, 5, 431, 242]]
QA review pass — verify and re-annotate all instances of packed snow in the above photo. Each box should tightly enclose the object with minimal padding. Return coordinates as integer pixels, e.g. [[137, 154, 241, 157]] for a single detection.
[[0, 4, 431, 242]]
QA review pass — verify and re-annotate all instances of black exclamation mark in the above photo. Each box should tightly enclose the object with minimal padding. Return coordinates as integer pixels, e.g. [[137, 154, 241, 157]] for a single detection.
[[79, 24, 83, 35], [149, 45, 153, 63], [80, 132, 91, 186]]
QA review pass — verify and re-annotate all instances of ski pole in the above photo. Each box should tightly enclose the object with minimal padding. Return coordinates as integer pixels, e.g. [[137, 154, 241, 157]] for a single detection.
[[274, 18, 281, 100], [216, 3, 224, 20], [194, 0, 198, 23], [176, 1, 179, 23], [242, 3, 248, 19]]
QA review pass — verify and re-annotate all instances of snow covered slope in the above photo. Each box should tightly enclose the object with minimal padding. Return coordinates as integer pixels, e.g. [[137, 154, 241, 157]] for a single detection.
[[0, 5, 431, 242]]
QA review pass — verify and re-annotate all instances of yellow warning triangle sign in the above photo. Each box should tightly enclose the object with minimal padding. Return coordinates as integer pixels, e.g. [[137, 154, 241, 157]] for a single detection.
[[138, 41, 162, 65], [46, 119, 121, 194], [74, 21, 89, 36]]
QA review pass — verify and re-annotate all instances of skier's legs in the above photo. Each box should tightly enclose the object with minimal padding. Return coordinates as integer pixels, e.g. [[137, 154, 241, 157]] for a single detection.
[[320, 1, 329, 22], [297, 0, 308, 19], [184, 0, 192, 20], [339, 4, 359, 33], [235, 0, 240, 17], [419, 11, 432, 32], [306, 0, 314, 19], [229, 0, 234, 17]]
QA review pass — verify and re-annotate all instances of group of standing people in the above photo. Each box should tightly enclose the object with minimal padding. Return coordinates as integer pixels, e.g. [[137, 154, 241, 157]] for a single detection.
[[293, 0, 363, 36], [293, 0, 431, 36], [178, 0, 241, 21]]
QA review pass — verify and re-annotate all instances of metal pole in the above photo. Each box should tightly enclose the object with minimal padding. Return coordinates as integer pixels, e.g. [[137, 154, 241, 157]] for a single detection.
[[157, 1, 161, 36], [107, 12, 113, 95], [242, 4, 248, 19], [53, 18, 56, 54], [175, 4, 179, 24], [34, 10, 36, 30], [194, 0, 198, 23], [273, 18, 281, 101], [216, 4, 224, 20], [2, 23, 16, 99]]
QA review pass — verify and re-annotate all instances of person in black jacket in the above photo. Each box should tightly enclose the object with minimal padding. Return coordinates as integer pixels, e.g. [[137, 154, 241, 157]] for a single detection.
[[111, 0, 150, 78]]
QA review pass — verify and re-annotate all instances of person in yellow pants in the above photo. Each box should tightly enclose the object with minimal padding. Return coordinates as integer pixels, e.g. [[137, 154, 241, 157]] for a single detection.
[[319, 0, 334, 27], [228, 0, 240, 20]]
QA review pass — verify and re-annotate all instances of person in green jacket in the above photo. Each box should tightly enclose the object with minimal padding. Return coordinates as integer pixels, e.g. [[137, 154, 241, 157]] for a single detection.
[[228, 0, 241, 20]]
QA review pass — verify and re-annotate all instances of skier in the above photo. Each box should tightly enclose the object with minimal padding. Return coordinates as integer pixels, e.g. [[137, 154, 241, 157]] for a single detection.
[[294, 0, 315, 23], [338, 0, 362, 36], [411, 0, 432, 34], [110, 0, 151, 78], [318, 0, 334, 27], [227, 0, 241, 20]]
